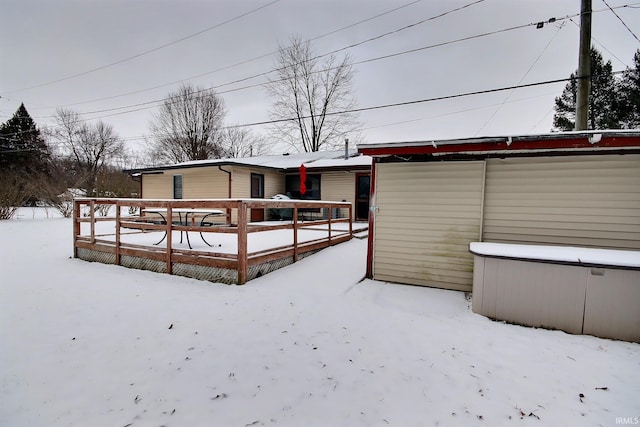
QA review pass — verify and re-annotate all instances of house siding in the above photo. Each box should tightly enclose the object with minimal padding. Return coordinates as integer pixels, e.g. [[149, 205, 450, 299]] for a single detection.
[[142, 167, 229, 199], [230, 167, 284, 199], [372, 161, 485, 292], [321, 172, 357, 219], [482, 155, 640, 250], [231, 167, 284, 221]]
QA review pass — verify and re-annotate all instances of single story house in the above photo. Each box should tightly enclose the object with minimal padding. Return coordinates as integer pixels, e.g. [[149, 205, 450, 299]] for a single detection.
[[358, 131, 640, 292], [124, 150, 372, 222]]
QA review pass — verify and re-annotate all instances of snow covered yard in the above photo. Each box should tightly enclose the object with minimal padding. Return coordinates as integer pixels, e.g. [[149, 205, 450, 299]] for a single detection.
[[1, 208, 639, 426]]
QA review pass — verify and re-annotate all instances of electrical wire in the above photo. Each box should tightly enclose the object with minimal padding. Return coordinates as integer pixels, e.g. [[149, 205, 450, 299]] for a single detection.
[[474, 20, 566, 136], [30, 0, 480, 110], [6, 4, 637, 141], [2, 0, 282, 95], [5, 72, 622, 144], [601, 0, 640, 43], [568, 17, 628, 67], [361, 91, 560, 132], [32, 12, 563, 121]]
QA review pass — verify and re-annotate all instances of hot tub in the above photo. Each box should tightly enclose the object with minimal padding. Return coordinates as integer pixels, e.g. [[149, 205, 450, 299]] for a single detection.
[[470, 242, 640, 342]]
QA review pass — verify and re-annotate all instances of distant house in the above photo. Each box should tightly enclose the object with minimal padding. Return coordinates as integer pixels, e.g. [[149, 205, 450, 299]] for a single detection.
[[358, 131, 640, 291], [124, 150, 372, 222]]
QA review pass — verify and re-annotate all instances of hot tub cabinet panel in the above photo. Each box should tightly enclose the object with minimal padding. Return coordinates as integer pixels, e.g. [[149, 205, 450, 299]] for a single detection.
[[583, 268, 640, 342], [470, 243, 640, 342]]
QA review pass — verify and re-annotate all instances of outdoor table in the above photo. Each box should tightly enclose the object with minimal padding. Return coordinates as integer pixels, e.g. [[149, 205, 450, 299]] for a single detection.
[[142, 208, 225, 249]]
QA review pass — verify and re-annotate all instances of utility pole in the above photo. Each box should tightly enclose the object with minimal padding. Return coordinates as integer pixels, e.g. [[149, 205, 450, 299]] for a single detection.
[[575, 0, 592, 130]]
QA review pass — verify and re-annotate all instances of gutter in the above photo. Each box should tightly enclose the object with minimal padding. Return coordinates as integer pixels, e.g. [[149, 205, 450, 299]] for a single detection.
[[218, 166, 232, 224]]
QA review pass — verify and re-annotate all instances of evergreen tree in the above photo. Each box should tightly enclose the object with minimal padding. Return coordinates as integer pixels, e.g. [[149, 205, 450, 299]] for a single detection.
[[0, 103, 50, 175], [553, 48, 621, 131], [618, 49, 640, 128]]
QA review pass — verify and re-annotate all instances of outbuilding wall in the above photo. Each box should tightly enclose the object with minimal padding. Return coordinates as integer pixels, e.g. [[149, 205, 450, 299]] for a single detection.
[[483, 155, 640, 250], [372, 161, 485, 292], [370, 154, 640, 291]]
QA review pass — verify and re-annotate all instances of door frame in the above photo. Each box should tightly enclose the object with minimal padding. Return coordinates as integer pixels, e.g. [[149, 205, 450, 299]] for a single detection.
[[355, 172, 371, 221]]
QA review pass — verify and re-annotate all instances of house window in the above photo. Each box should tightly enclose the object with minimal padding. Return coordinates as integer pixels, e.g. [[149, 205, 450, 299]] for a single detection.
[[173, 175, 183, 199], [251, 173, 264, 198], [285, 174, 321, 200]]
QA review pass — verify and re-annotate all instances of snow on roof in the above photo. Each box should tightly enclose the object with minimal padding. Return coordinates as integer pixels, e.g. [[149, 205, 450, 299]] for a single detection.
[[132, 150, 370, 173], [470, 242, 640, 269], [302, 153, 371, 169]]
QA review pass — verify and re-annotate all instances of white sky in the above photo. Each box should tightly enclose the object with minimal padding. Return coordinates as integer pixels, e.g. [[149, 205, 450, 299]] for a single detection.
[[1, 0, 639, 156]]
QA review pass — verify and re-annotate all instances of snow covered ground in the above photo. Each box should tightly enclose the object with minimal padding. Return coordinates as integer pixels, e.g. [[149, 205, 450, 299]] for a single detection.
[[1, 208, 639, 426]]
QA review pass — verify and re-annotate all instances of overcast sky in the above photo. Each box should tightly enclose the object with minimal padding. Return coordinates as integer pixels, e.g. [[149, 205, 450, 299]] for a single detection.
[[1, 0, 639, 155]]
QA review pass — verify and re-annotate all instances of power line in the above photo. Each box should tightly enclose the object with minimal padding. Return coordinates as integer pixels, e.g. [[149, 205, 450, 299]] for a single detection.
[[232, 76, 582, 129], [31, 71, 625, 145], [12, 5, 636, 140], [601, 0, 640, 43], [34, 9, 559, 122], [31, 0, 479, 111], [69, 10, 589, 122], [568, 16, 628, 67], [85, 77, 582, 143], [474, 20, 566, 136], [361, 91, 560, 132], [2, 0, 282, 95]]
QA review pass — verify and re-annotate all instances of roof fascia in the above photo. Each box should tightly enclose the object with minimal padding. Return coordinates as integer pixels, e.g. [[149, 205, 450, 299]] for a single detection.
[[359, 133, 640, 158]]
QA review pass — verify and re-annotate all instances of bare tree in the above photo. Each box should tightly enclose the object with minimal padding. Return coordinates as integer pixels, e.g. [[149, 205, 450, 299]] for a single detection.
[[266, 35, 361, 153], [148, 83, 227, 164], [50, 108, 125, 195], [222, 126, 269, 158]]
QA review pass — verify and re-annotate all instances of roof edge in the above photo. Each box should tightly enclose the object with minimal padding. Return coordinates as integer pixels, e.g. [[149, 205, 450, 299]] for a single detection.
[[358, 130, 640, 157]]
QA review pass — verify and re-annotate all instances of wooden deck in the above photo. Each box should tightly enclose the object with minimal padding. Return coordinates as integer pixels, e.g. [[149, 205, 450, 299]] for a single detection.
[[73, 198, 365, 284]]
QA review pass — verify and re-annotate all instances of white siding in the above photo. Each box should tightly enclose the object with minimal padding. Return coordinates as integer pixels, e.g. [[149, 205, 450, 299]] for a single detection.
[[373, 161, 484, 291], [483, 155, 640, 250]]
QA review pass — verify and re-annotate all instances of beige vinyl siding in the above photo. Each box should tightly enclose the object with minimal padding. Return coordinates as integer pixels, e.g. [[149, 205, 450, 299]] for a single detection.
[[141, 167, 229, 199], [231, 167, 284, 199], [231, 167, 284, 221], [482, 155, 640, 250], [142, 173, 172, 198], [321, 172, 356, 219], [373, 161, 484, 291]]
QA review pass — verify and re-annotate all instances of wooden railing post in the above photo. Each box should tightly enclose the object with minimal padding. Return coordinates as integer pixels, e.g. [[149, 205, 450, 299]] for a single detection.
[[73, 199, 80, 258], [166, 205, 173, 275], [115, 200, 121, 265], [89, 199, 96, 243], [293, 206, 298, 262], [237, 201, 248, 284], [328, 205, 332, 246]]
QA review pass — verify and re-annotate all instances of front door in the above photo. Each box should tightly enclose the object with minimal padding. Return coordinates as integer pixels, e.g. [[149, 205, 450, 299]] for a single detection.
[[355, 173, 370, 221]]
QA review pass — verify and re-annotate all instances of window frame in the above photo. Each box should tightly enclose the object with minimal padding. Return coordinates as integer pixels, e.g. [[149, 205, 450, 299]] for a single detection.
[[250, 173, 265, 198], [172, 174, 183, 199]]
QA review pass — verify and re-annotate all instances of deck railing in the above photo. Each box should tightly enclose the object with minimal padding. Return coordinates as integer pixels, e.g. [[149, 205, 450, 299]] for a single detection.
[[73, 198, 354, 284]]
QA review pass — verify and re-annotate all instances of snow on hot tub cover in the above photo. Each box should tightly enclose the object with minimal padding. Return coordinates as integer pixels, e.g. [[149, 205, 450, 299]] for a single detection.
[[469, 242, 640, 269]]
